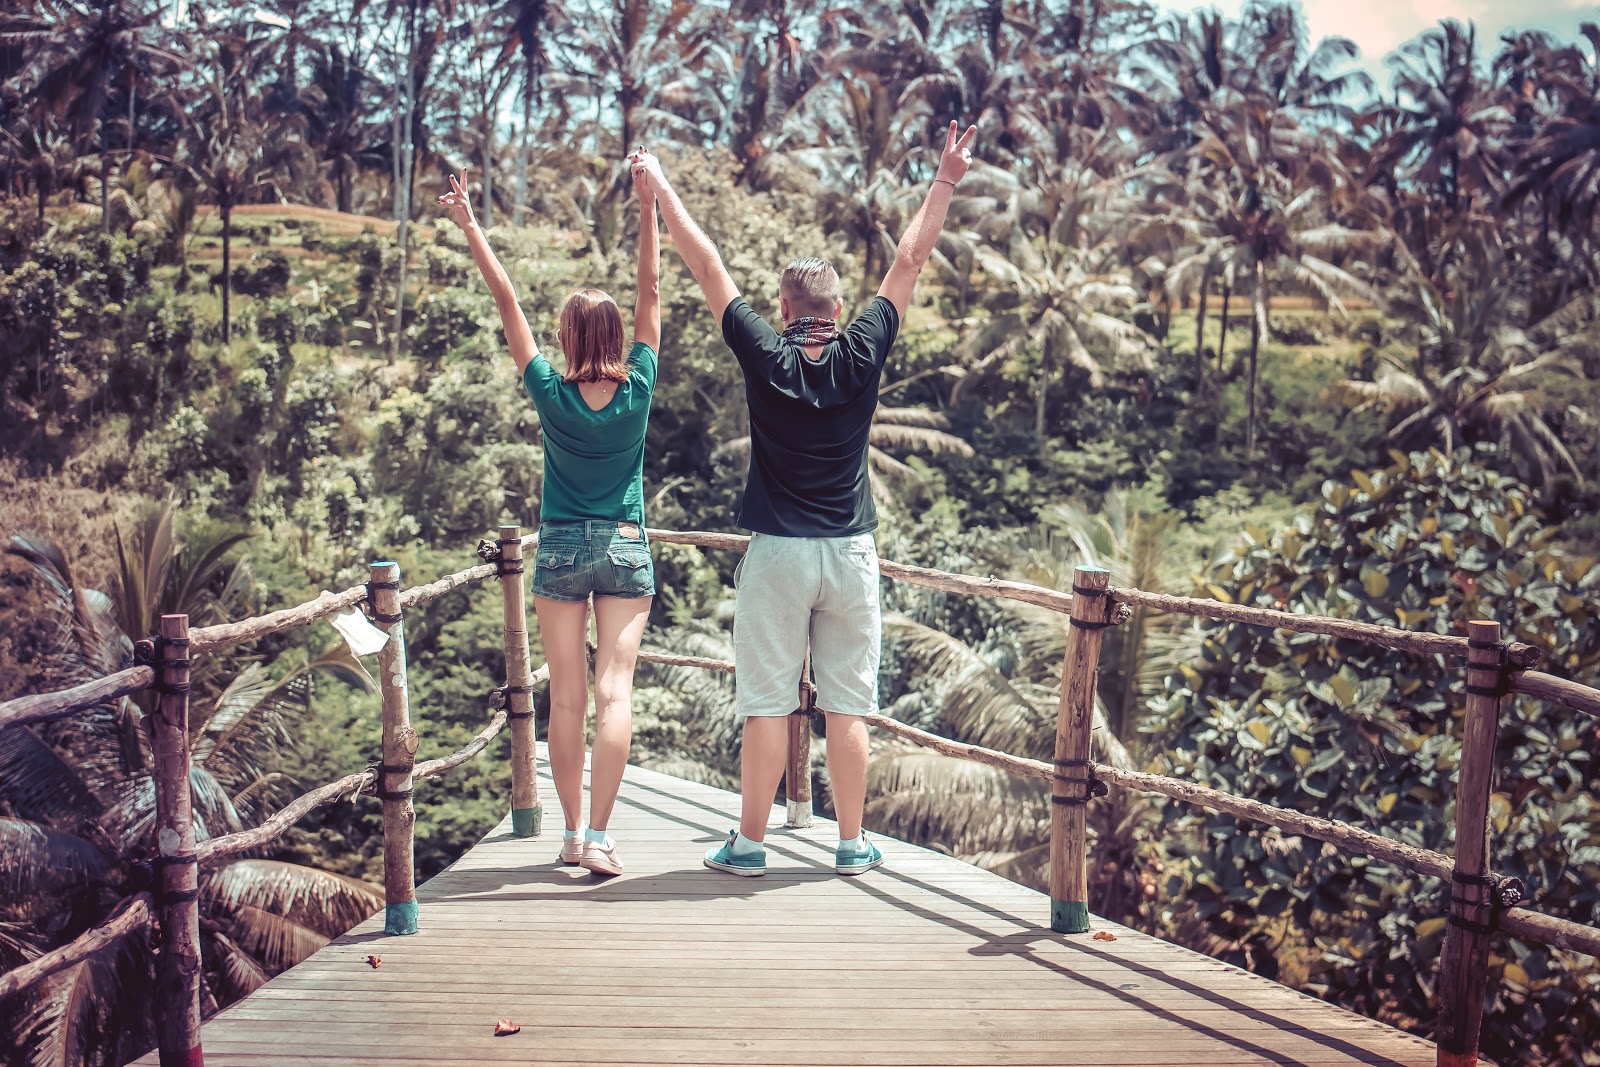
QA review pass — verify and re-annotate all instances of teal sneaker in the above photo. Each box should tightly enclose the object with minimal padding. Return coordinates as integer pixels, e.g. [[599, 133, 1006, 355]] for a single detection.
[[835, 836, 884, 876], [703, 831, 766, 877]]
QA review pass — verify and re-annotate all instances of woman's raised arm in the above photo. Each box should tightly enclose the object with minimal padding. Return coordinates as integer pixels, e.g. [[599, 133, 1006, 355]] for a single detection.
[[632, 161, 661, 352], [438, 168, 539, 374]]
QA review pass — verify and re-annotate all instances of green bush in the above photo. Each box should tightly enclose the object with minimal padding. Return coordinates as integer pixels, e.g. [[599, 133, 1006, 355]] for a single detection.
[[1149, 448, 1600, 1065]]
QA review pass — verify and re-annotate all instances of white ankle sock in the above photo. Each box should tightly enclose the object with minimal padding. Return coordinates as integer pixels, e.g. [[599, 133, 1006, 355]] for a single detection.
[[563, 825, 583, 840], [839, 835, 866, 853], [730, 833, 763, 856]]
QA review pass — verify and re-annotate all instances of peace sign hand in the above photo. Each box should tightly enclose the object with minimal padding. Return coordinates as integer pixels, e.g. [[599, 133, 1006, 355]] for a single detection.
[[935, 121, 978, 186], [437, 168, 476, 230]]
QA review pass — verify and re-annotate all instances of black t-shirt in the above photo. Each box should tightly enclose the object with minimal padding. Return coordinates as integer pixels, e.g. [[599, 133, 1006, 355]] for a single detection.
[[721, 296, 901, 537]]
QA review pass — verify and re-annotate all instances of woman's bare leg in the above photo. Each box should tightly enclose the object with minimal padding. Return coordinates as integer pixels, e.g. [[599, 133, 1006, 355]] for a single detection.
[[587, 595, 651, 830], [534, 596, 591, 832]]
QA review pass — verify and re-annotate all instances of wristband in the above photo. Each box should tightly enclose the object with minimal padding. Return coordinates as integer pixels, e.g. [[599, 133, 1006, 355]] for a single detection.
[[933, 178, 956, 187]]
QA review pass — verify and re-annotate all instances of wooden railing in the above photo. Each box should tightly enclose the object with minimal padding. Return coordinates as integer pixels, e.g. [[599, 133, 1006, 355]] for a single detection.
[[0, 526, 1596, 1067]]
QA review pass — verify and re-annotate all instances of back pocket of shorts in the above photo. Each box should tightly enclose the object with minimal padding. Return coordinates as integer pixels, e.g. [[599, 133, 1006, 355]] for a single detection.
[[533, 545, 581, 597], [605, 543, 653, 596]]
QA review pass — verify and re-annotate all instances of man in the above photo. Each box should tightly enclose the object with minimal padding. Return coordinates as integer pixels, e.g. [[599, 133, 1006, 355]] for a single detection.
[[630, 120, 977, 877]]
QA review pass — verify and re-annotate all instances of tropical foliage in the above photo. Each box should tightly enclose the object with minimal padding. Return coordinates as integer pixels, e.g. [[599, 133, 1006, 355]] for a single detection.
[[1, 0, 1599, 1064]]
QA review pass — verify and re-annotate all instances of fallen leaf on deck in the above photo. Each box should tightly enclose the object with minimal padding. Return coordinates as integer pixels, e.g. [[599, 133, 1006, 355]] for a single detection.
[[1091, 931, 1117, 942], [494, 1019, 521, 1036], [364, 955, 382, 968]]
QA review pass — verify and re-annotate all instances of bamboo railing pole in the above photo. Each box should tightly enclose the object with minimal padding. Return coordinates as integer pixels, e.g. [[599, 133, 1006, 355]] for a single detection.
[[1051, 566, 1112, 934], [785, 654, 815, 829], [151, 614, 203, 1067], [498, 526, 543, 837], [1436, 620, 1505, 1067], [370, 562, 418, 936]]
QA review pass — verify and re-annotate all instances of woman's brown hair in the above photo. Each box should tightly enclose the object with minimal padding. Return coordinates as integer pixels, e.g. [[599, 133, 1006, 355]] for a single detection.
[[558, 289, 630, 383]]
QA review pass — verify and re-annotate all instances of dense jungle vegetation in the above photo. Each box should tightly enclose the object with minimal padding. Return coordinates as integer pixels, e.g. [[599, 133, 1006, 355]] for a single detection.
[[1, 1, 1598, 1064]]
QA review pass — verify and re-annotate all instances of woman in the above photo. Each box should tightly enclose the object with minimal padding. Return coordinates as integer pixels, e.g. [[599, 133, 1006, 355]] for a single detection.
[[438, 164, 659, 877]]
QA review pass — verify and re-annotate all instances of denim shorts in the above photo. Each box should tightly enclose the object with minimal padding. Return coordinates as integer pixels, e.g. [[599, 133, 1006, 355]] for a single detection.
[[531, 520, 655, 602]]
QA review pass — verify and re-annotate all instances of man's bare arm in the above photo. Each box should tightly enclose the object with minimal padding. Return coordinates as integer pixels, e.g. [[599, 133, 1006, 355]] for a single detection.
[[879, 121, 978, 320], [630, 150, 740, 325]]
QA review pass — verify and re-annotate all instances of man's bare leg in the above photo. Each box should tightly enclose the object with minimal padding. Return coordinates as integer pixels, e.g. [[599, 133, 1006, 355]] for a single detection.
[[738, 715, 789, 843], [823, 711, 870, 841]]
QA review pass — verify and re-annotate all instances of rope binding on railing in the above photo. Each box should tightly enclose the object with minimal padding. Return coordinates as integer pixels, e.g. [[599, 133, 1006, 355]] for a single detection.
[[134, 634, 193, 694], [489, 683, 537, 719], [476, 537, 525, 578], [153, 853, 202, 905], [1465, 637, 1513, 698], [364, 754, 415, 801], [1447, 870, 1527, 935], [1052, 758, 1108, 805], [362, 578, 402, 625]]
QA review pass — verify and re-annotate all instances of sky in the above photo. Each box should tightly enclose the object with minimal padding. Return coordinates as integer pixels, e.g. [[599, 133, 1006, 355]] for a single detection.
[[1165, 0, 1598, 87]]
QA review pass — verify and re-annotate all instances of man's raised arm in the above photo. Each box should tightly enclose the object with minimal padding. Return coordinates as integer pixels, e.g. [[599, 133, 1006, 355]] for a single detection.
[[629, 150, 741, 325], [878, 120, 978, 320]]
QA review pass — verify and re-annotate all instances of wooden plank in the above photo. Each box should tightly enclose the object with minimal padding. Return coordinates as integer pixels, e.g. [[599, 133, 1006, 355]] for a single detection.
[[132, 762, 1434, 1067]]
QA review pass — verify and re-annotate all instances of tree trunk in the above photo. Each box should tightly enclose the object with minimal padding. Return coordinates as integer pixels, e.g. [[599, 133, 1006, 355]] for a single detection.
[[1246, 270, 1265, 459], [1035, 336, 1051, 457], [514, 88, 531, 227], [221, 202, 233, 345], [338, 165, 351, 214], [1217, 284, 1232, 370], [390, 6, 416, 365], [1193, 268, 1210, 391], [481, 125, 493, 229]]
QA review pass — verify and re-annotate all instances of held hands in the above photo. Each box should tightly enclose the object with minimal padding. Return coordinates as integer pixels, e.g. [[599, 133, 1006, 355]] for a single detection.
[[935, 120, 978, 186], [627, 146, 664, 197], [437, 168, 476, 230]]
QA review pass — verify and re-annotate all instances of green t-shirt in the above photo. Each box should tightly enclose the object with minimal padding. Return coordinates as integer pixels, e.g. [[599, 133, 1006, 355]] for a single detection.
[[522, 341, 657, 525]]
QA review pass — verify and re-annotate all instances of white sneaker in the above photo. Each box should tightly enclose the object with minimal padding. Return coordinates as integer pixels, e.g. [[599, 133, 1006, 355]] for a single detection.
[[559, 831, 584, 866], [579, 836, 623, 877]]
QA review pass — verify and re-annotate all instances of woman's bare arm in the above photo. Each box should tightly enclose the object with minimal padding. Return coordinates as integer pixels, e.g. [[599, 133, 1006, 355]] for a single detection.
[[633, 163, 661, 351], [438, 168, 538, 374]]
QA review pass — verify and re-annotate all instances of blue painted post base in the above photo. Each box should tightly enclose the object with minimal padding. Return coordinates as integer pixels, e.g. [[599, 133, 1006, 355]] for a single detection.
[[511, 804, 542, 837], [1051, 899, 1089, 934], [384, 899, 419, 936]]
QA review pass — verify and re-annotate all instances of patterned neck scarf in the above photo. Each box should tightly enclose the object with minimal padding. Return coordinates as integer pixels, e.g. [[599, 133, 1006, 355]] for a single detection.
[[780, 316, 839, 347]]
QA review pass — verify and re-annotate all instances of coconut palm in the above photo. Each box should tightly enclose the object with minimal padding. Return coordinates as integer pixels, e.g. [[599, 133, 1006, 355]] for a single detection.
[[1503, 23, 1600, 251], [1330, 272, 1587, 485], [712, 405, 974, 511], [2, 0, 183, 232], [0, 528, 380, 1067]]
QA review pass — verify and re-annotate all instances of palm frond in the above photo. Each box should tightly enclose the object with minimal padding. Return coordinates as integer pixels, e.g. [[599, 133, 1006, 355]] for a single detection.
[[0, 818, 111, 901]]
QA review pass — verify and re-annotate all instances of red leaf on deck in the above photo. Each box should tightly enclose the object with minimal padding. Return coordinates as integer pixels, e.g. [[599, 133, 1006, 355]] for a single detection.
[[1091, 931, 1117, 942], [494, 1019, 522, 1036], [364, 955, 382, 968]]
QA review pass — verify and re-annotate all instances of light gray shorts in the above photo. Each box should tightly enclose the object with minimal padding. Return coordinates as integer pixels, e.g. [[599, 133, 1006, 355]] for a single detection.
[[733, 532, 881, 717]]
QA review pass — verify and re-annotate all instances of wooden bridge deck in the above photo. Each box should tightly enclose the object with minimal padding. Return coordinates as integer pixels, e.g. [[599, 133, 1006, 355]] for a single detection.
[[139, 757, 1437, 1067]]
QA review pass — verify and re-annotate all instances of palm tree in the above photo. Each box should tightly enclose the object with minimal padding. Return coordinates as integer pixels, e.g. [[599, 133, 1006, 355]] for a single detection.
[[300, 44, 387, 215], [960, 237, 1161, 452], [1330, 271, 1587, 485], [2, 0, 183, 232], [712, 405, 974, 510], [1, 524, 380, 1067], [1503, 23, 1600, 252], [0, 112, 78, 220]]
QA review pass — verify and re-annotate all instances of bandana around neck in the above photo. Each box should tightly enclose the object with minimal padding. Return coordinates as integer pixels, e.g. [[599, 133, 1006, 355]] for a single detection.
[[780, 316, 839, 347]]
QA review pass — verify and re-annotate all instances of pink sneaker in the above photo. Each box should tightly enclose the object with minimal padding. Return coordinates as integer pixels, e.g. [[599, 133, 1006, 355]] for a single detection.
[[579, 836, 623, 877], [559, 834, 584, 866]]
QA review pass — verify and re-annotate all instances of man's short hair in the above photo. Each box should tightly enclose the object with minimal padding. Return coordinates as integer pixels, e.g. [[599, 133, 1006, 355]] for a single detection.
[[780, 257, 842, 319]]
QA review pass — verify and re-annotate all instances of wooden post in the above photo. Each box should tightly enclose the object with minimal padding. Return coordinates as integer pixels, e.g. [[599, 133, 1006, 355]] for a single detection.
[[498, 525, 543, 837], [1436, 620, 1505, 1067], [151, 614, 204, 1067], [370, 561, 418, 935], [1050, 566, 1111, 933], [785, 653, 815, 829]]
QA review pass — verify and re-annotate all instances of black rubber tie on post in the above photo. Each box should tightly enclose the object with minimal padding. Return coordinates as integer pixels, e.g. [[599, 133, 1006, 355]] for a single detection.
[[1051, 758, 1108, 805], [1071, 584, 1108, 598], [157, 886, 202, 905], [1069, 617, 1117, 630], [496, 539, 524, 578]]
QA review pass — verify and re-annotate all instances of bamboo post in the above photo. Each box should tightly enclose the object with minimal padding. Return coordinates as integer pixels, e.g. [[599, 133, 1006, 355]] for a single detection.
[[151, 614, 204, 1067], [497, 525, 542, 837], [785, 653, 815, 829], [1436, 620, 1505, 1067], [370, 562, 418, 935], [1050, 566, 1111, 933]]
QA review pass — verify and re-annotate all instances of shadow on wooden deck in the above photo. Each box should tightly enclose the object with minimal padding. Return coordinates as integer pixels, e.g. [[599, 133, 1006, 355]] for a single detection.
[[134, 757, 1437, 1067]]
